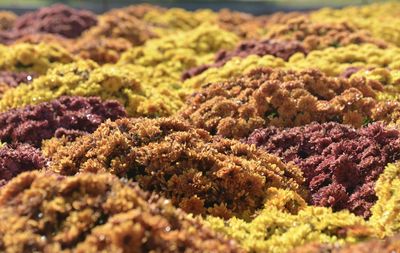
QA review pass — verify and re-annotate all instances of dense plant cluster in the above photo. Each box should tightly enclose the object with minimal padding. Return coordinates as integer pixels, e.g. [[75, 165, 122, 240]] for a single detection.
[[1, 3, 400, 252]]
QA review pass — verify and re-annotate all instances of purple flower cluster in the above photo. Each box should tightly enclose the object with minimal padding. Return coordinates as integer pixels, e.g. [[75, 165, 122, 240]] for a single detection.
[[14, 4, 97, 38], [0, 71, 35, 88], [0, 4, 97, 44], [246, 122, 400, 218], [182, 39, 306, 80], [0, 143, 46, 185], [0, 96, 127, 147]]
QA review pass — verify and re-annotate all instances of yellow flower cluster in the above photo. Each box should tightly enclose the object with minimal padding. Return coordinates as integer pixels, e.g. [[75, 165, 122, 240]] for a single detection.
[[369, 163, 400, 237], [0, 61, 182, 117], [0, 43, 75, 74], [142, 8, 218, 36], [118, 24, 239, 79], [206, 188, 371, 253], [287, 44, 400, 76], [184, 43, 400, 89]]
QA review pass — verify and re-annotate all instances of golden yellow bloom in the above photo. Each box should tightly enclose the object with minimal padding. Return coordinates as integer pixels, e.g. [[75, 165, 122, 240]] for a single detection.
[[118, 24, 238, 71], [206, 188, 371, 253], [0, 60, 183, 117], [369, 163, 400, 237], [351, 68, 400, 102], [287, 44, 400, 77], [0, 43, 75, 75], [143, 8, 218, 36], [185, 44, 400, 90]]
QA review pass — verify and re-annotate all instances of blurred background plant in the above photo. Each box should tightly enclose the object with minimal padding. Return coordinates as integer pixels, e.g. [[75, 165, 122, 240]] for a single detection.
[[0, 0, 385, 14]]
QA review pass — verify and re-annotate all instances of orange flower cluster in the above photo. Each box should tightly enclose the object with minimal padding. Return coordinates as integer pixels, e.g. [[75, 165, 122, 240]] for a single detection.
[[0, 11, 16, 31], [83, 7, 156, 47], [180, 67, 383, 138], [45, 117, 305, 218], [0, 171, 243, 252], [216, 9, 268, 39], [265, 17, 388, 51]]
